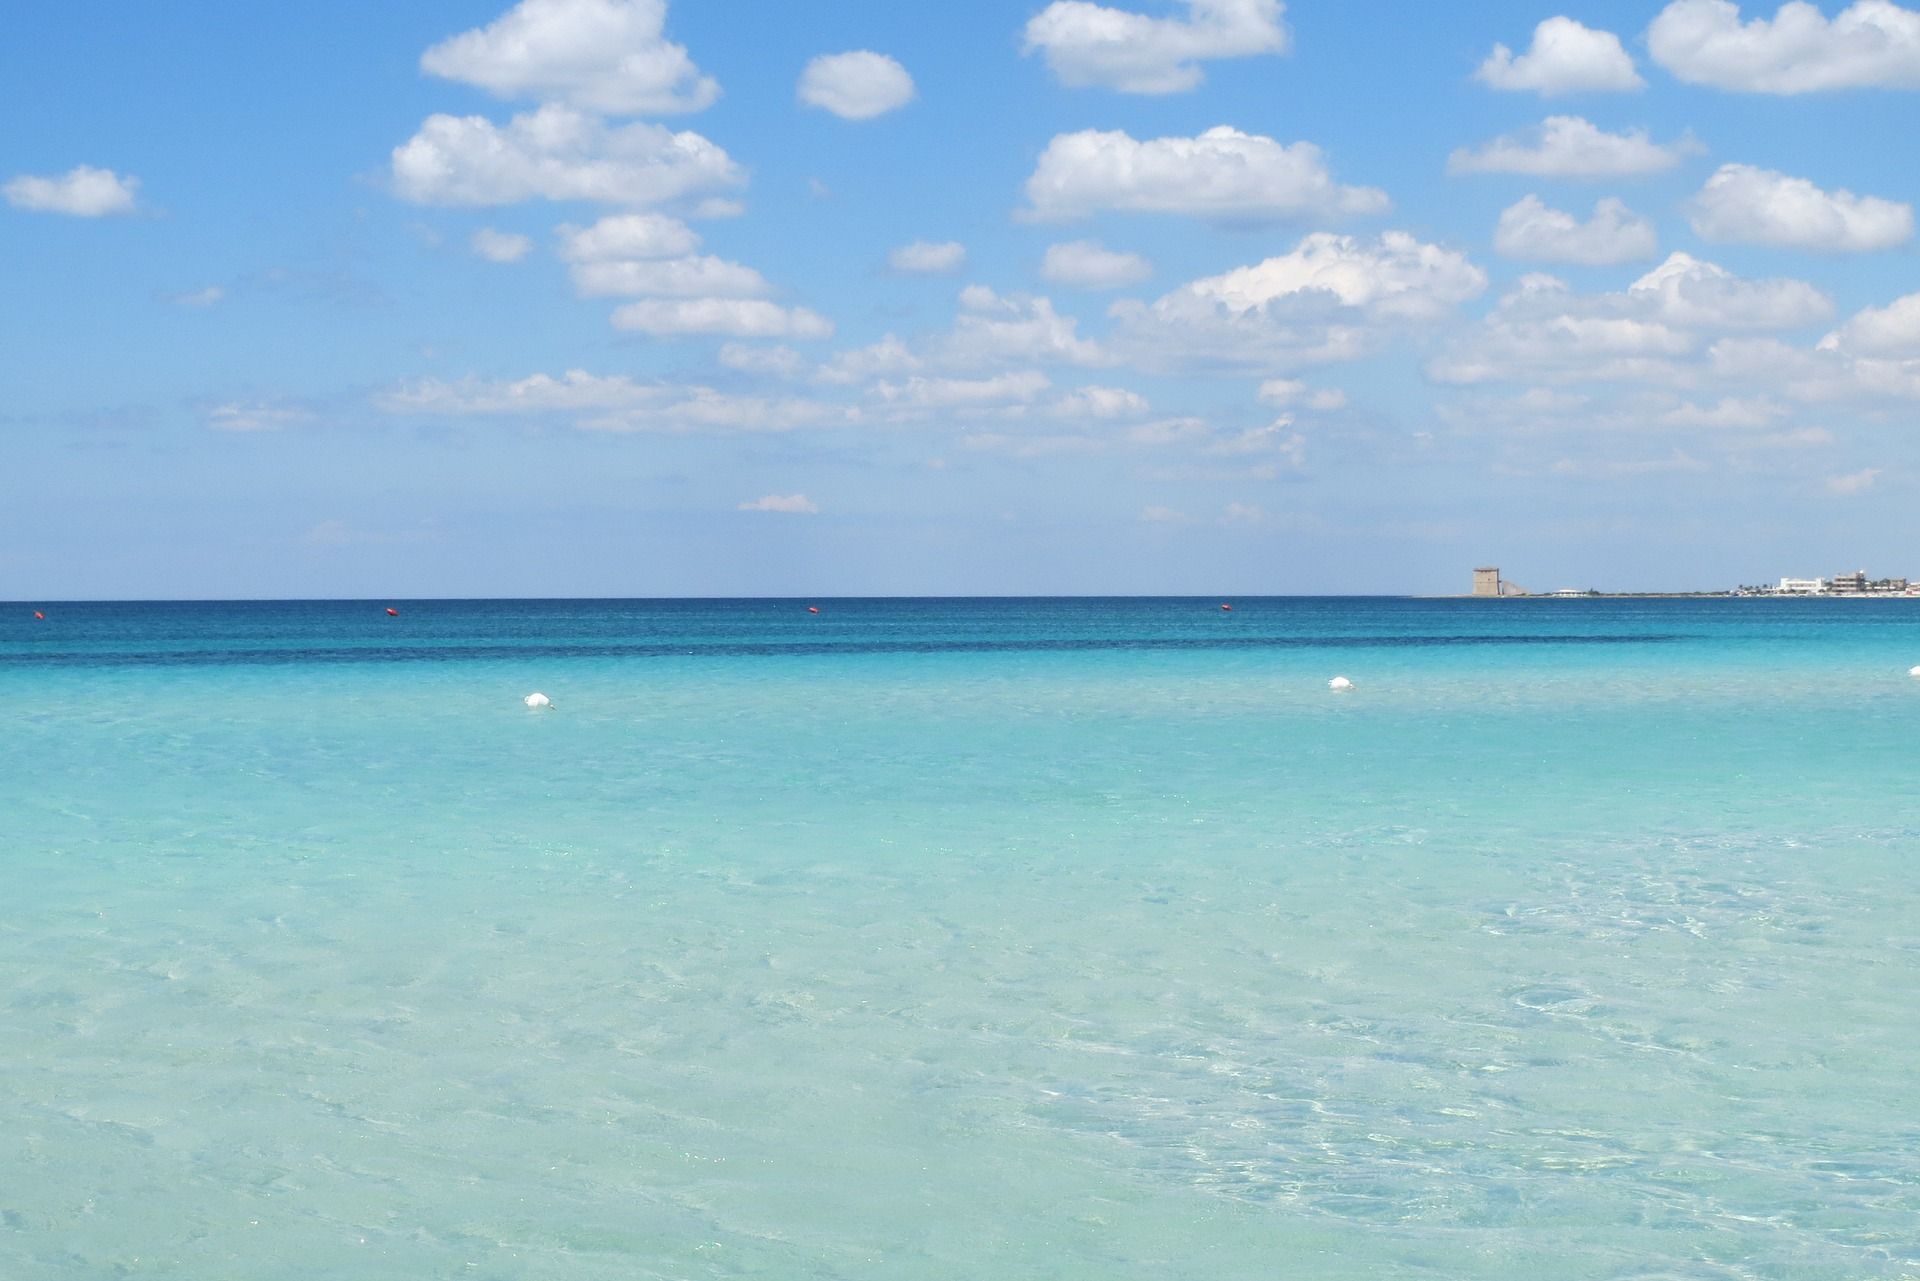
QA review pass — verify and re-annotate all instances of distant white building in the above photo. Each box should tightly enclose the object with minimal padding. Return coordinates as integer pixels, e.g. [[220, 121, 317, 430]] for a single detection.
[[1777, 577, 1826, 594]]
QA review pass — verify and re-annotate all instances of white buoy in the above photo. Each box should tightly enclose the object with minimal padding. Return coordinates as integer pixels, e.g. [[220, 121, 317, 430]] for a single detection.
[[1328, 675, 1353, 692], [524, 692, 552, 709], [1910, 666, 1920, 678]]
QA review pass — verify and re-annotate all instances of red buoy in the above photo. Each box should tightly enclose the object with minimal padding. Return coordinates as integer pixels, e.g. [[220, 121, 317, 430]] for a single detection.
[[807, 605, 820, 614], [385, 607, 399, 617], [33, 611, 44, 620]]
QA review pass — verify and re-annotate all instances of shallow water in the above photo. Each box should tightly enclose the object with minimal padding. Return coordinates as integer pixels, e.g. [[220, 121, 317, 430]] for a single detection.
[[4, 597, 1919, 1278]]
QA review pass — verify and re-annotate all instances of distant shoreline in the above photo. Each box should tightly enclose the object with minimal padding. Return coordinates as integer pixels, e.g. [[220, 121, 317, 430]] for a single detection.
[[1435, 592, 1920, 600]]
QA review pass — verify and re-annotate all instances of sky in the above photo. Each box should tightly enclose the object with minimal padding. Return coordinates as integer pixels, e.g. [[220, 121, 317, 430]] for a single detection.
[[7, 0, 1920, 598]]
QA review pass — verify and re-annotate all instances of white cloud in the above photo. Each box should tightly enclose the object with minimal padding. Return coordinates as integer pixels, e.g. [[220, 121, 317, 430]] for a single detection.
[[1649, 0, 1920, 93], [1140, 505, 1191, 522], [1109, 234, 1483, 376], [171, 286, 226, 307], [1687, 163, 1912, 251], [888, 240, 966, 274], [1428, 253, 1831, 387], [944, 286, 1111, 367], [1826, 467, 1881, 493], [1023, 0, 1288, 93], [1257, 378, 1347, 410], [718, 343, 808, 378], [1658, 395, 1789, 427], [1494, 195, 1659, 265], [1173, 231, 1486, 319], [874, 370, 1052, 410], [816, 335, 923, 385], [579, 391, 856, 433], [419, 0, 718, 115], [1041, 240, 1153, 288], [1111, 232, 1483, 372], [610, 298, 833, 338], [378, 371, 859, 433], [1626, 252, 1831, 329], [1023, 126, 1387, 222], [1220, 502, 1268, 524], [1476, 16, 1645, 94], [797, 51, 916, 119], [471, 228, 534, 262], [208, 403, 315, 432], [1820, 291, 1920, 354], [738, 493, 819, 513], [1449, 116, 1698, 178], [1052, 385, 1150, 417], [378, 369, 664, 415], [4, 165, 139, 216], [572, 255, 770, 297], [391, 104, 741, 207], [556, 212, 701, 261]]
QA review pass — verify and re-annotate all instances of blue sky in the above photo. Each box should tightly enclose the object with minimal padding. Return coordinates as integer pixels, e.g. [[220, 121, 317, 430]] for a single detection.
[[7, 0, 1920, 597]]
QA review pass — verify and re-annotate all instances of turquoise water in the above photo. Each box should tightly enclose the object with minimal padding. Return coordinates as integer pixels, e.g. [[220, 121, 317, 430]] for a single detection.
[[5, 597, 1919, 1279]]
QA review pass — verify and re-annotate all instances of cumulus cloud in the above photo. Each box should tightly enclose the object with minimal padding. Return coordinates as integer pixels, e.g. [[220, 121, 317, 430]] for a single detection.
[[1494, 195, 1659, 265], [738, 493, 819, 513], [1820, 291, 1920, 354], [945, 286, 1112, 367], [1475, 16, 1645, 94], [419, 0, 718, 114], [1053, 385, 1150, 417], [1110, 232, 1484, 372], [874, 370, 1053, 410], [1024, 126, 1386, 222], [610, 298, 833, 339], [1022, 0, 1289, 93], [1687, 162, 1912, 251], [887, 240, 966, 274], [572, 255, 770, 297], [4, 165, 139, 216], [556, 212, 701, 260], [816, 335, 923, 385], [1449, 116, 1699, 178], [718, 343, 808, 378], [797, 51, 916, 119], [1168, 231, 1485, 319], [1257, 378, 1348, 410], [471, 228, 534, 262], [1428, 254, 1831, 387], [1649, 0, 1920, 92], [1041, 240, 1153, 289], [171, 286, 226, 307], [391, 104, 741, 207], [1826, 467, 1882, 493], [1627, 252, 1831, 328]]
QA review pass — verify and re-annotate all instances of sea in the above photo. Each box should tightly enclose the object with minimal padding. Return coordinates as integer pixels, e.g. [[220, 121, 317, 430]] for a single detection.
[[3, 596, 1917, 1280]]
